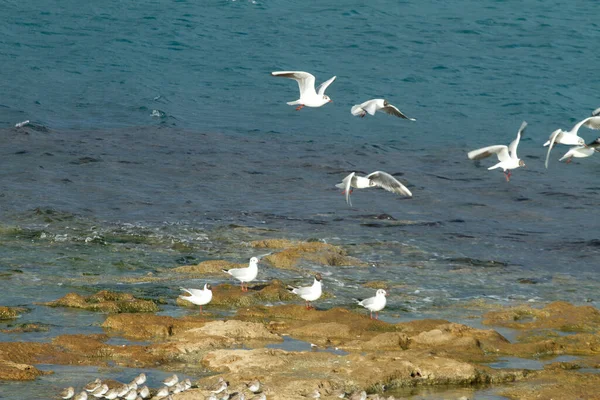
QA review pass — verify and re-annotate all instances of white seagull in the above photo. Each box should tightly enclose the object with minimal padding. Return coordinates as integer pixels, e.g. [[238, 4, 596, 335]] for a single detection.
[[335, 171, 412, 206], [559, 137, 600, 163], [351, 99, 415, 121], [222, 257, 259, 292], [271, 71, 336, 110], [287, 273, 322, 310], [179, 283, 213, 313], [544, 116, 600, 168], [355, 289, 388, 320], [467, 121, 527, 182]]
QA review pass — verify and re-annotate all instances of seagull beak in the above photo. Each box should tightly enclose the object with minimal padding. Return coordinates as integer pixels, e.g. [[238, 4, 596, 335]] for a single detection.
[[328, 99, 333, 103]]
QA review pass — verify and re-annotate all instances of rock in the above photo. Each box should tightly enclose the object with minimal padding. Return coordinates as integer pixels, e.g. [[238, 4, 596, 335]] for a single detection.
[[172, 259, 241, 275], [102, 314, 201, 340], [0, 360, 46, 381], [0, 306, 27, 320], [483, 301, 600, 332], [251, 239, 365, 270], [43, 290, 159, 313], [500, 369, 600, 400], [177, 280, 296, 309]]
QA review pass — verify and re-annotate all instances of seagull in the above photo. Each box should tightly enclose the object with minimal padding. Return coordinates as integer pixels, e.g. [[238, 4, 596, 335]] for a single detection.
[[271, 71, 336, 110], [468, 121, 527, 181], [287, 273, 322, 310], [559, 137, 600, 163], [59, 387, 75, 399], [222, 257, 259, 292], [351, 99, 415, 121], [355, 289, 387, 320], [544, 116, 600, 168], [335, 171, 412, 206], [179, 283, 213, 313]]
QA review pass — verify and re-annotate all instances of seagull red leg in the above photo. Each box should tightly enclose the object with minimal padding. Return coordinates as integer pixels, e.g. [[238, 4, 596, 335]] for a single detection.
[[295, 105, 304, 111], [566, 158, 572, 164]]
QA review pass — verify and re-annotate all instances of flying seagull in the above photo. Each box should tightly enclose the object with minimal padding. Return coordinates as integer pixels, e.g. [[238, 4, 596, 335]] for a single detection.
[[271, 71, 336, 110]]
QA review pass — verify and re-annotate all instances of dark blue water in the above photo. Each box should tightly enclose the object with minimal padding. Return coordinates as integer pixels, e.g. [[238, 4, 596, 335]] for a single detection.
[[1, 1, 600, 398]]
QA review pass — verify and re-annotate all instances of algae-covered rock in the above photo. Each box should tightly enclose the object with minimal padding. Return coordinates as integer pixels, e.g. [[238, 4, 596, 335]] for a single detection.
[[102, 314, 202, 340], [0, 360, 46, 381], [500, 369, 600, 400], [251, 239, 365, 270], [44, 290, 159, 313], [177, 280, 297, 309], [172, 259, 242, 275], [0, 306, 27, 320]]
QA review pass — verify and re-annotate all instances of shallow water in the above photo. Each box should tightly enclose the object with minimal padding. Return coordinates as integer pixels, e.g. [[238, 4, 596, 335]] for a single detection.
[[1, 0, 600, 398]]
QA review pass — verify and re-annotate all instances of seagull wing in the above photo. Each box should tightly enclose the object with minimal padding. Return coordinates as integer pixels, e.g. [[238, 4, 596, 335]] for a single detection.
[[180, 287, 205, 296], [468, 145, 510, 162], [593, 108, 600, 117], [357, 296, 376, 308], [508, 121, 527, 159], [316, 75, 336, 96], [583, 116, 600, 130], [545, 129, 561, 168], [381, 103, 416, 121], [271, 71, 317, 97], [366, 171, 412, 197], [361, 99, 380, 116], [334, 172, 355, 206]]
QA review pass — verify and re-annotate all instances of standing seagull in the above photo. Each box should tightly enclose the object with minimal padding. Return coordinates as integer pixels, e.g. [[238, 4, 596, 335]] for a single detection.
[[222, 257, 259, 292], [335, 171, 412, 206], [271, 71, 336, 110], [467, 121, 527, 182], [544, 116, 600, 168], [287, 273, 322, 310], [559, 137, 600, 163], [179, 283, 213, 313], [355, 289, 387, 320], [351, 99, 415, 121]]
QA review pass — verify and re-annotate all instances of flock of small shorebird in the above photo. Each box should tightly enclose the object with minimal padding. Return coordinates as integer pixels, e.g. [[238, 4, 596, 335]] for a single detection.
[[55, 71, 599, 400]]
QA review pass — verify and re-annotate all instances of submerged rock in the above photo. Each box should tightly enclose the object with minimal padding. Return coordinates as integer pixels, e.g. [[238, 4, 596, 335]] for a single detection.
[[0, 306, 27, 320], [43, 290, 159, 313], [251, 239, 365, 270]]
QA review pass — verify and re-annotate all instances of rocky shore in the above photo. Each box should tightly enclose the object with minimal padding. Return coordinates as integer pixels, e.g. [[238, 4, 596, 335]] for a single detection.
[[1, 241, 600, 399]]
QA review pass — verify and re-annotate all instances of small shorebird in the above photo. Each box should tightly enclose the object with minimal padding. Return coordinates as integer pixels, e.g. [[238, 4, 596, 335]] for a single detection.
[[559, 137, 600, 164], [336, 171, 412, 206], [351, 99, 415, 121], [138, 385, 150, 399], [154, 386, 169, 398], [179, 283, 213, 313], [271, 71, 336, 110], [355, 289, 388, 319], [348, 390, 367, 400], [90, 383, 108, 398], [116, 384, 130, 397], [288, 274, 323, 310], [59, 386, 75, 399], [468, 121, 527, 181], [208, 377, 229, 394], [132, 372, 146, 385], [246, 379, 261, 393], [222, 257, 259, 292], [123, 388, 138, 400], [544, 116, 600, 168], [83, 379, 101, 392], [162, 374, 178, 387], [74, 392, 88, 400], [103, 388, 119, 400]]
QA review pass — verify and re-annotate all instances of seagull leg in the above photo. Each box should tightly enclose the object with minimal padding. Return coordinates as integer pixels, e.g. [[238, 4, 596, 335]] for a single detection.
[[200, 305, 203, 314], [376, 312, 379, 320], [369, 311, 373, 320], [504, 171, 511, 182], [361, 112, 366, 118], [295, 104, 304, 111], [566, 158, 572, 164]]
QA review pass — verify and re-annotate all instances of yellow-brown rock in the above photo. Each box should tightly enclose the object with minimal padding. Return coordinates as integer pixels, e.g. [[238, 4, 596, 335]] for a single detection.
[[102, 314, 203, 340], [0, 306, 27, 320], [251, 239, 365, 270], [43, 290, 158, 313], [483, 301, 600, 332], [500, 369, 600, 400], [172, 259, 241, 275], [0, 360, 45, 381]]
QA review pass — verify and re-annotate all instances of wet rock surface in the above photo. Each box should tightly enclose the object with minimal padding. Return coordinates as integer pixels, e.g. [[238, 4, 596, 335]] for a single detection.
[[43, 290, 159, 313], [0, 306, 27, 320]]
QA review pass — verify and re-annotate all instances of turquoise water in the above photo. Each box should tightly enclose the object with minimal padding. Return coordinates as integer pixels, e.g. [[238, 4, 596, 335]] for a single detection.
[[1, 0, 600, 398]]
